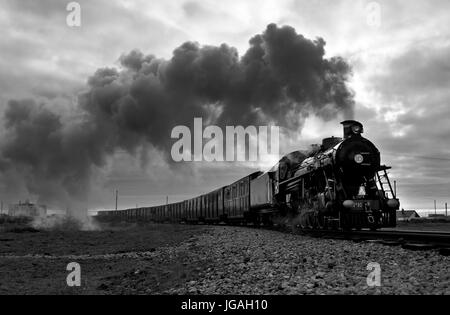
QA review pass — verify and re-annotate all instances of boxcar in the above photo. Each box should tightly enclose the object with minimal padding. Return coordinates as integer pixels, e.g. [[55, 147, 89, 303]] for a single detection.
[[204, 187, 224, 222], [224, 172, 261, 221]]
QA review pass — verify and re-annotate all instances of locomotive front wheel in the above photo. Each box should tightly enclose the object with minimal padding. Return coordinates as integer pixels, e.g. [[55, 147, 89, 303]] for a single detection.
[[314, 214, 325, 230], [299, 214, 309, 230]]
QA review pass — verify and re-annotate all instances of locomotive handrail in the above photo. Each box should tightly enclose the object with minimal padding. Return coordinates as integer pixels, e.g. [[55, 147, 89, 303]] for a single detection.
[[279, 173, 303, 187]]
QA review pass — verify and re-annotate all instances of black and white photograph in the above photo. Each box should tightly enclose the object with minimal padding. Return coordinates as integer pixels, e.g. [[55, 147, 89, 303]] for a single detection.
[[0, 0, 449, 301]]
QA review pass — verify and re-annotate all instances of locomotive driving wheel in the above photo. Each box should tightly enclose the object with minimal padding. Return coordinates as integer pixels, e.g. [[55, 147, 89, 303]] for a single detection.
[[299, 211, 316, 229], [299, 212, 310, 229], [314, 212, 325, 230]]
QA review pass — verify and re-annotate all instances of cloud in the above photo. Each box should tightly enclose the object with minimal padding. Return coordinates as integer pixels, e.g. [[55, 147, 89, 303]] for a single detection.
[[1, 0, 449, 211], [0, 23, 354, 211], [354, 41, 450, 209], [371, 44, 450, 96]]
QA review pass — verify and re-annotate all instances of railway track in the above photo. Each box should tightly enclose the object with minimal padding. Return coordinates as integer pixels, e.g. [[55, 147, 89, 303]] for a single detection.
[[197, 219, 450, 254], [105, 217, 450, 255], [297, 228, 450, 255]]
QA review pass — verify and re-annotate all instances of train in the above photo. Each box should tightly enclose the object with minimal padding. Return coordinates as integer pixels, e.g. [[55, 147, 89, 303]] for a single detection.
[[98, 120, 400, 230]]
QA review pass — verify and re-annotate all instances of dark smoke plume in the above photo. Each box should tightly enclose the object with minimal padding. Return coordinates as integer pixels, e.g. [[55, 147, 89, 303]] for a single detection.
[[0, 24, 354, 208]]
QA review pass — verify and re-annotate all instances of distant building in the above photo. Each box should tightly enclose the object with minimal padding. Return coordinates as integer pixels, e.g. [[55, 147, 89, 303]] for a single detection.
[[428, 214, 446, 218], [8, 200, 47, 217], [396, 209, 420, 222]]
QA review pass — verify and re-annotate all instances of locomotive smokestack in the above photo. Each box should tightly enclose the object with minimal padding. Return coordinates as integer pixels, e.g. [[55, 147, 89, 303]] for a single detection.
[[340, 120, 364, 139]]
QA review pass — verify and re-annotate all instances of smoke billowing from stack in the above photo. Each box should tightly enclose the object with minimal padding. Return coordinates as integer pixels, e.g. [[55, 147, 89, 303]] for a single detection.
[[0, 24, 354, 209]]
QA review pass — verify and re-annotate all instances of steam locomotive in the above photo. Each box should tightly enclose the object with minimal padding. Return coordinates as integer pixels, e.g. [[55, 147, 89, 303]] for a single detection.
[[98, 120, 399, 230]]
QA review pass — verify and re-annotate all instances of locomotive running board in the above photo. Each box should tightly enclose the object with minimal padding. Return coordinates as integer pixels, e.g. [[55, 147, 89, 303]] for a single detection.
[[258, 208, 278, 214], [377, 165, 392, 171], [279, 175, 302, 191]]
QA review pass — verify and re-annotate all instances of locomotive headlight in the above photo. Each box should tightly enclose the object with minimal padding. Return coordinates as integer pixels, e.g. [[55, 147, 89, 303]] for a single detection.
[[354, 154, 364, 164], [343, 200, 355, 208], [387, 199, 400, 209]]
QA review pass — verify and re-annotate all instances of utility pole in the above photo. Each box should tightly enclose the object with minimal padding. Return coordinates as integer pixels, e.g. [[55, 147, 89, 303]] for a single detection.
[[446, 202, 448, 217], [394, 180, 397, 197], [166, 196, 168, 205], [115, 190, 118, 211], [434, 200, 437, 215]]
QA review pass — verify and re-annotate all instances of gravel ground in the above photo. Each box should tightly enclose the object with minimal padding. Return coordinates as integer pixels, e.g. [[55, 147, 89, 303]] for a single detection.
[[162, 226, 450, 295], [0, 222, 209, 294], [0, 223, 449, 294]]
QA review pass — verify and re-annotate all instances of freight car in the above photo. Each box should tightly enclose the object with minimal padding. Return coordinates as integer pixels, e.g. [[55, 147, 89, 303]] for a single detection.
[[98, 120, 400, 231]]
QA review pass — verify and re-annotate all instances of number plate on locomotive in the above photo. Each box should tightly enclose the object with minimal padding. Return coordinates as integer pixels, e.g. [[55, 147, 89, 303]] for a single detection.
[[354, 201, 364, 209]]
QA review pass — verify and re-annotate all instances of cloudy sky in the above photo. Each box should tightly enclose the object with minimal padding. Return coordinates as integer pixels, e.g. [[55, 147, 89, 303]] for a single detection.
[[0, 0, 449, 212]]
